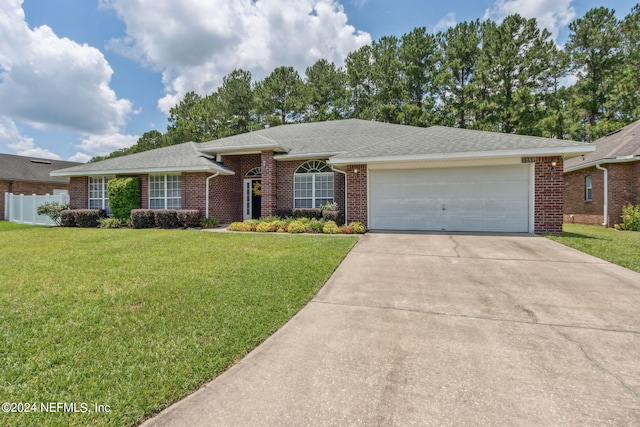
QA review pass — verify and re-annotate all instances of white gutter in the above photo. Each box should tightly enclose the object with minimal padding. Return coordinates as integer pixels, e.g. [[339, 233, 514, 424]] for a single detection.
[[564, 156, 639, 173], [205, 172, 219, 219], [330, 166, 347, 225], [596, 164, 608, 227]]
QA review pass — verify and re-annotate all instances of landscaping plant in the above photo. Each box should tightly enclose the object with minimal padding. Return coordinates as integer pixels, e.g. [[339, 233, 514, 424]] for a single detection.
[[36, 201, 70, 226], [107, 177, 140, 220]]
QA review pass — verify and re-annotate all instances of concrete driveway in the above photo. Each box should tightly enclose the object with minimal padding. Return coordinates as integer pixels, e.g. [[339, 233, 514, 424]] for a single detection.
[[142, 232, 640, 426]]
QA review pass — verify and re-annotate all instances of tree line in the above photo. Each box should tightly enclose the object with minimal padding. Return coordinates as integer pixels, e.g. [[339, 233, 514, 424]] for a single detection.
[[92, 5, 640, 162]]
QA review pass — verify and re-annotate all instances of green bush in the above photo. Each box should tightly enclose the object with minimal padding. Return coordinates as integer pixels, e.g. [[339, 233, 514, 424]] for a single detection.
[[107, 177, 140, 220], [37, 201, 70, 226], [256, 222, 276, 232], [60, 210, 76, 227], [244, 219, 260, 231], [131, 209, 156, 229], [287, 221, 306, 233], [200, 217, 219, 229], [349, 221, 366, 234], [73, 209, 105, 228], [293, 208, 322, 220], [177, 210, 202, 228], [322, 220, 340, 234], [322, 210, 344, 225], [307, 218, 325, 233], [620, 203, 640, 231], [154, 210, 179, 229]]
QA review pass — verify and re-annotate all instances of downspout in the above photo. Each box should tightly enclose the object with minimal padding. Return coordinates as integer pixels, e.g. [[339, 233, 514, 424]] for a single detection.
[[205, 172, 219, 219], [596, 163, 608, 227], [330, 166, 347, 225]]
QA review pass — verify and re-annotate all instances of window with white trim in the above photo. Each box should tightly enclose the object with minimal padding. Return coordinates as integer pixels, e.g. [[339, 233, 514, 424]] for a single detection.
[[149, 174, 181, 209], [294, 161, 334, 208], [585, 176, 593, 201], [88, 176, 111, 215]]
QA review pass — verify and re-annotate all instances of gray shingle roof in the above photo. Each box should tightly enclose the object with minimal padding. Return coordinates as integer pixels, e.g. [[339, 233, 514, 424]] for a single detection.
[[564, 120, 640, 172], [51, 142, 234, 176], [51, 119, 595, 176], [0, 154, 81, 183]]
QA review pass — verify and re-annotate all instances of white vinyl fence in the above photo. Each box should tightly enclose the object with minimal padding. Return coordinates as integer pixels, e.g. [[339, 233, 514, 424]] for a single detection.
[[4, 192, 70, 226]]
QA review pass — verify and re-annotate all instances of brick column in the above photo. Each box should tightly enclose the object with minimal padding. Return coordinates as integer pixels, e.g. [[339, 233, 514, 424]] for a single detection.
[[346, 164, 368, 227], [69, 177, 88, 209], [261, 151, 277, 217], [534, 156, 563, 234]]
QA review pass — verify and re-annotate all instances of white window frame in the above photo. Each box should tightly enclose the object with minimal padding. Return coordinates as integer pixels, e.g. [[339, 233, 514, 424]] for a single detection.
[[149, 174, 181, 209], [585, 176, 593, 201], [293, 161, 334, 209], [88, 176, 112, 215]]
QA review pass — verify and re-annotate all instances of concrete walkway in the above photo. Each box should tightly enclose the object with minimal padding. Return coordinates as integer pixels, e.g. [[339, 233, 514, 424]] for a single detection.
[[142, 232, 640, 426]]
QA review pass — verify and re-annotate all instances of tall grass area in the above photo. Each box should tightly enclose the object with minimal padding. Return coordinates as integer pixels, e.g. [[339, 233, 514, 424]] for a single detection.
[[0, 224, 357, 426], [545, 223, 640, 273]]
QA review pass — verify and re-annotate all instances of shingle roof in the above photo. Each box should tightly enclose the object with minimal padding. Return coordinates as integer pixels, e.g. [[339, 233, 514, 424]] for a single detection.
[[51, 142, 235, 177], [329, 125, 591, 164], [0, 154, 81, 183], [52, 119, 595, 176], [564, 120, 640, 172]]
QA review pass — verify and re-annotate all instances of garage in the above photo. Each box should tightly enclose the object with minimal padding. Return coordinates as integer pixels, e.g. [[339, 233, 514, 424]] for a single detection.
[[369, 164, 532, 232]]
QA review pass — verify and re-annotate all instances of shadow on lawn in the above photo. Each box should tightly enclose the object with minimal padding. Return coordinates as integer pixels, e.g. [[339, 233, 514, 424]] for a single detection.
[[556, 232, 600, 240]]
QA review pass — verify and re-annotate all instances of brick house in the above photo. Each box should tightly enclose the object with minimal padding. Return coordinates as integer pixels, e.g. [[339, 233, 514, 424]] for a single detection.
[[52, 119, 593, 234], [1, 153, 81, 219], [564, 120, 640, 227]]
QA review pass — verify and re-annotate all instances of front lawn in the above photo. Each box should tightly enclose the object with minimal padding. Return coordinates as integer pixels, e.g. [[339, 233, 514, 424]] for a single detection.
[[0, 226, 357, 427], [545, 223, 640, 273]]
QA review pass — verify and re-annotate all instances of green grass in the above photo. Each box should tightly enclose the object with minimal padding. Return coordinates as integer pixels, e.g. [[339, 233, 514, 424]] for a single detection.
[[0, 225, 357, 426], [545, 223, 640, 273]]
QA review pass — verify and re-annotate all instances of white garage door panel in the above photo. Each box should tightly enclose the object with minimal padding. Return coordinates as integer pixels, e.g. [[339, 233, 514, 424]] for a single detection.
[[370, 165, 530, 232]]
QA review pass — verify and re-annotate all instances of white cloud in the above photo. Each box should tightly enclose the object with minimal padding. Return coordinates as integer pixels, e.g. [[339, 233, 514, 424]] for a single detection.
[[68, 152, 92, 163], [0, 116, 62, 160], [434, 12, 457, 32], [103, 0, 372, 114], [484, 0, 576, 40], [0, 0, 133, 135], [77, 133, 139, 157]]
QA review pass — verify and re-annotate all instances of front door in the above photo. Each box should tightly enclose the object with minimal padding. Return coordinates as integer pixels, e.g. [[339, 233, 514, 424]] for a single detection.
[[243, 178, 262, 220]]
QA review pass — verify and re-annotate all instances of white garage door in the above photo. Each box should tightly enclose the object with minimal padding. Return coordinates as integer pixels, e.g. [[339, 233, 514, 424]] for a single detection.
[[369, 165, 531, 232]]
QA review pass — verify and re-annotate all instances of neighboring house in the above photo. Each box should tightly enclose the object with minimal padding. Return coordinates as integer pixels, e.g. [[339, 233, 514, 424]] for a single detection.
[[51, 119, 593, 234], [1, 153, 82, 219], [564, 120, 640, 227]]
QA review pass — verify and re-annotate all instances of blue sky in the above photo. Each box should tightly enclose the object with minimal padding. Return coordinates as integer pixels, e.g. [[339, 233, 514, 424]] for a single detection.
[[0, 0, 636, 162]]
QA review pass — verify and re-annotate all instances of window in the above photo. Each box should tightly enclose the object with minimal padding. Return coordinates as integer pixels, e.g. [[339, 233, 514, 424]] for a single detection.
[[149, 174, 181, 209], [294, 161, 334, 208], [585, 176, 593, 201], [88, 177, 111, 215]]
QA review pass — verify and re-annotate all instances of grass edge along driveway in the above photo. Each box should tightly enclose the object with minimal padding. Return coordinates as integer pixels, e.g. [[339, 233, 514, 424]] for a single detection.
[[545, 223, 640, 273], [0, 224, 357, 427]]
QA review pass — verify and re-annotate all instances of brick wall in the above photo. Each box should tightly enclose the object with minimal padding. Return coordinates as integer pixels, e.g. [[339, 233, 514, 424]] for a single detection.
[[564, 162, 640, 227], [261, 151, 277, 217], [346, 164, 368, 226], [69, 177, 88, 209], [534, 156, 563, 234], [209, 156, 241, 223], [182, 173, 208, 214], [1, 180, 71, 219]]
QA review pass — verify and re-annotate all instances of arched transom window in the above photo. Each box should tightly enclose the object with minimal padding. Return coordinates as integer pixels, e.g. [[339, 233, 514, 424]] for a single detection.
[[245, 167, 262, 177], [294, 161, 334, 208]]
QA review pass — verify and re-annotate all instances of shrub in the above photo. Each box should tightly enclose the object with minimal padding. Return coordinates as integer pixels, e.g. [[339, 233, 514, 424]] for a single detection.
[[107, 177, 140, 220], [349, 221, 366, 234], [130, 209, 156, 229], [177, 210, 202, 228], [293, 208, 322, 220], [154, 210, 179, 229], [244, 219, 260, 231], [200, 217, 219, 229], [341, 225, 355, 234], [307, 218, 325, 233], [256, 221, 276, 232], [272, 220, 288, 232], [619, 203, 640, 231], [74, 209, 105, 228], [37, 201, 70, 226], [319, 201, 339, 211], [60, 210, 77, 227], [259, 215, 281, 223], [228, 222, 252, 231], [274, 208, 293, 218], [322, 220, 340, 234], [322, 210, 344, 225], [99, 217, 125, 229], [287, 220, 306, 233]]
